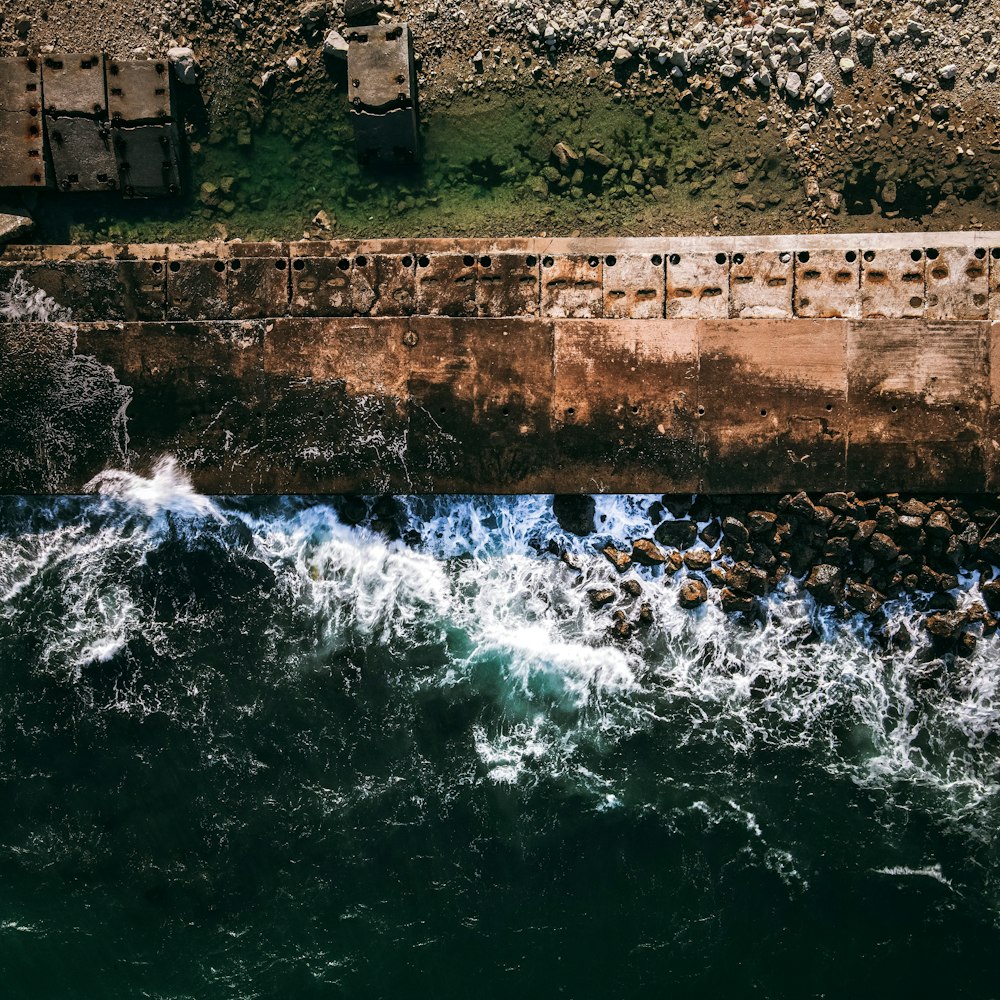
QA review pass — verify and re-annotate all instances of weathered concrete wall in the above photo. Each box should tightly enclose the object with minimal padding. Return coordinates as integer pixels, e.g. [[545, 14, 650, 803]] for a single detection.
[[1, 233, 999, 493]]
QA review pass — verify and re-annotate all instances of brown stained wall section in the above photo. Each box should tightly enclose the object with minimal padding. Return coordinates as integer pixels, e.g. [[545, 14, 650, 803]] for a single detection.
[[3, 234, 1000, 493]]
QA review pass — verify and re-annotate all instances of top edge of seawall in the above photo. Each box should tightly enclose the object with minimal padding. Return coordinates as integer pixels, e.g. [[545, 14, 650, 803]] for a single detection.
[[5, 231, 1000, 259]]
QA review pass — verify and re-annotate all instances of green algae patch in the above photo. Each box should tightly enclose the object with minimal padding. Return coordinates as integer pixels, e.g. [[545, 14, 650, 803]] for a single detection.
[[24, 80, 795, 244]]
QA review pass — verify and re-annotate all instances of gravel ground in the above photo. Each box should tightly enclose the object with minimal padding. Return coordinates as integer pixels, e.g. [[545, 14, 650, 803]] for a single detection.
[[3, 0, 1000, 232]]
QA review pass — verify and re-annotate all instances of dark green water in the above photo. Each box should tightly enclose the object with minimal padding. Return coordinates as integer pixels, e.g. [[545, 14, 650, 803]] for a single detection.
[[2, 471, 999, 998]]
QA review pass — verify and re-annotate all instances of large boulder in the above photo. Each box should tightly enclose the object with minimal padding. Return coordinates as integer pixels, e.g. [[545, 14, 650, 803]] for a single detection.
[[552, 494, 595, 535], [0, 213, 33, 245]]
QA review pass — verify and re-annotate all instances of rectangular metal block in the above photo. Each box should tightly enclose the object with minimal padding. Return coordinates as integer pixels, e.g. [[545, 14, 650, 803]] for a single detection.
[[860, 247, 925, 318], [666, 250, 729, 318], [794, 247, 860, 318], [552, 319, 699, 491], [121, 321, 265, 491], [407, 317, 554, 491], [0, 57, 42, 113], [263, 317, 411, 492], [540, 254, 603, 318], [47, 116, 119, 192], [924, 245, 989, 320], [476, 251, 540, 317], [602, 252, 664, 319], [346, 23, 415, 108], [227, 251, 290, 319], [847, 319, 988, 491], [414, 252, 477, 316], [0, 111, 46, 187], [106, 58, 172, 121], [699, 318, 848, 492], [116, 259, 167, 320], [112, 123, 181, 197], [41, 53, 106, 115], [290, 255, 353, 316], [729, 249, 793, 319], [166, 253, 229, 320]]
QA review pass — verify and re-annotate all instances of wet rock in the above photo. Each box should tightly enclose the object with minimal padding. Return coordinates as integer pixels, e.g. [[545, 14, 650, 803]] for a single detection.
[[683, 549, 713, 572], [666, 551, 684, 575], [602, 545, 632, 572], [845, 580, 884, 615], [621, 579, 642, 599], [700, 520, 722, 547], [336, 495, 368, 525], [167, 46, 199, 85], [926, 510, 953, 540], [869, 532, 900, 562], [638, 602, 654, 626], [655, 519, 698, 548], [611, 615, 634, 641], [981, 579, 1000, 612], [552, 494, 595, 535], [323, 30, 350, 59], [588, 587, 616, 608], [721, 587, 755, 614], [899, 499, 931, 519], [678, 579, 708, 609], [727, 560, 768, 596], [804, 563, 845, 604], [631, 538, 666, 567], [746, 510, 778, 535], [0, 213, 33, 244], [925, 610, 967, 640], [721, 516, 750, 545]]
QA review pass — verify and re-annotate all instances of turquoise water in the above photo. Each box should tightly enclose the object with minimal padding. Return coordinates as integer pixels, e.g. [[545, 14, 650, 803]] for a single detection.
[[1, 465, 999, 997]]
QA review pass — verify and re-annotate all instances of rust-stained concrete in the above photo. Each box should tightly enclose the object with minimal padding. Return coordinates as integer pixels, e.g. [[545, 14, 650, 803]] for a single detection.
[[2, 233, 1000, 493]]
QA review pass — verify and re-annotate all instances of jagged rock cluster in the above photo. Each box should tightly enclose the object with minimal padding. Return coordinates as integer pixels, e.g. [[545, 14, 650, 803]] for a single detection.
[[554, 491, 1000, 656]]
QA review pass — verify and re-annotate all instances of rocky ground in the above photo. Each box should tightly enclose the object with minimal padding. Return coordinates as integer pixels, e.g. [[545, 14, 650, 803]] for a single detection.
[[3, 0, 1000, 233]]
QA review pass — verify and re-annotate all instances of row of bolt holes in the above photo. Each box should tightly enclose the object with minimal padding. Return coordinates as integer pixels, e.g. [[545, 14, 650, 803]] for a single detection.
[[163, 248, 1000, 275]]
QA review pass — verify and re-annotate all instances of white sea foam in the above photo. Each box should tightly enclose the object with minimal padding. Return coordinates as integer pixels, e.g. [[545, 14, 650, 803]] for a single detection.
[[85, 455, 224, 521]]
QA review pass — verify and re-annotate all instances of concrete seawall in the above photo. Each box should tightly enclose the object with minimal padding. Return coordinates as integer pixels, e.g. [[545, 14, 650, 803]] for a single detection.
[[2, 232, 1000, 493]]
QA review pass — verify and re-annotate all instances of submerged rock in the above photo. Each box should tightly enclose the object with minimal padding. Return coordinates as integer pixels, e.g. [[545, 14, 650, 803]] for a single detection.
[[552, 494, 595, 535], [678, 579, 708, 609]]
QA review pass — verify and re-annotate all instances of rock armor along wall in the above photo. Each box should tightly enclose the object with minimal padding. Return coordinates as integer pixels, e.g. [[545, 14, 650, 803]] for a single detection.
[[2, 232, 1000, 494]]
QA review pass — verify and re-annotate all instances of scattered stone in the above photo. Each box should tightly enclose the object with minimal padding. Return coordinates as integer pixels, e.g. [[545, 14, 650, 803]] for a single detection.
[[588, 588, 616, 609], [631, 538, 666, 566], [805, 563, 845, 604], [683, 549, 713, 572], [0, 213, 34, 244], [655, 519, 698, 548], [602, 545, 632, 572], [167, 46, 199, 85], [869, 532, 900, 562], [721, 587, 755, 614]]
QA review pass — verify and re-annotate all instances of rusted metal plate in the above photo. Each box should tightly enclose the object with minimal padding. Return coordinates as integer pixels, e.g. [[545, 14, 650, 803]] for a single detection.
[[793, 248, 860, 318], [408, 317, 554, 491], [41, 53, 106, 115], [121, 321, 265, 492], [666, 250, 729, 319], [227, 247, 290, 319], [924, 245, 989, 320], [729, 250, 793, 319], [860, 247, 925, 318], [476, 251, 540, 317], [167, 250, 229, 320], [552, 319, 699, 491], [602, 252, 664, 319], [346, 23, 415, 109], [540, 254, 603, 318], [263, 318, 411, 492], [106, 58, 172, 121], [290, 255, 353, 316], [116, 258, 167, 320], [351, 251, 417, 315], [699, 318, 848, 492], [0, 57, 42, 113], [112, 123, 181, 197], [414, 252, 477, 316], [0, 111, 46, 187], [47, 116, 119, 192], [847, 319, 988, 491]]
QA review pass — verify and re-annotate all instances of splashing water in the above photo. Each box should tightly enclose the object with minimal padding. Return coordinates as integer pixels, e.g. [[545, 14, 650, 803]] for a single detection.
[[0, 271, 70, 323], [1, 468, 999, 996]]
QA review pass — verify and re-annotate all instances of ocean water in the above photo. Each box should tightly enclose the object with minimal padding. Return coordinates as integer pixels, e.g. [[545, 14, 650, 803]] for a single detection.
[[1, 460, 1000, 998]]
